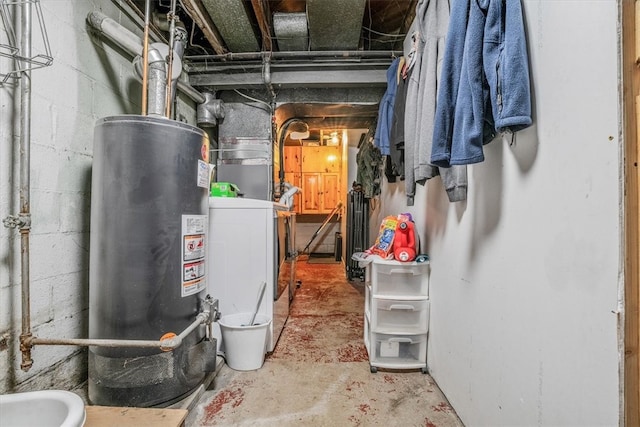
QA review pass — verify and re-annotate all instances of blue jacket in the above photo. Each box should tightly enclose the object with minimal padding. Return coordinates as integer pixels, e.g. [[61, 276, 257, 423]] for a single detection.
[[431, 0, 532, 167], [374, 57, 401, 156]]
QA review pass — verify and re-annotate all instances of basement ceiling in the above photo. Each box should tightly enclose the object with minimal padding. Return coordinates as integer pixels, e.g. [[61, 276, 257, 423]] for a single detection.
[[128, 0, 417, 133], [136, 0, 417, 55]]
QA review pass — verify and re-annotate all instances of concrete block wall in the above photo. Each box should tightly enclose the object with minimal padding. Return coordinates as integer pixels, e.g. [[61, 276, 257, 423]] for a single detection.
[[296, 221, 341, 255], [0, 0, 154, 394]]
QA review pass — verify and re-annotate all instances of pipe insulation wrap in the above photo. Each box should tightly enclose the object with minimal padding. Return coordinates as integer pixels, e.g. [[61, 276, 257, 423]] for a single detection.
[[147, 60, 167, 117], [87, 11, 205, 105], [88, 11, 143, 56]]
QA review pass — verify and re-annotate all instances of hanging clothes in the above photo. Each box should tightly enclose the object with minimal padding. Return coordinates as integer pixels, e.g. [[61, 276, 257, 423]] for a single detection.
[[403, 0, 467, 205], [374, 57, 402, 156], [387, 56, 407, 183], [356, 136, 383, 199], [431, 0, 532, 167]]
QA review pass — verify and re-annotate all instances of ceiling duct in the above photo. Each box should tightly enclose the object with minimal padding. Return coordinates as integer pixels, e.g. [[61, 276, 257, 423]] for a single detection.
[[201, 0, 259, 52], [273, 12, 308, 51], [307, 0, 366, 50]]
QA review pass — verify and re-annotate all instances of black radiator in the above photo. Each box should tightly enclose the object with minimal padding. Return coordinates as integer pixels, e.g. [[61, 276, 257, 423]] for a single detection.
[[346, 190, 369, 281]]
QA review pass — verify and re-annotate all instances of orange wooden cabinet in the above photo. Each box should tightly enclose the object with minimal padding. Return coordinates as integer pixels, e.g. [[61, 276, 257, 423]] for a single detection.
[[284, 171, 302, 213], [284, 146, 302, 172], [301, 173, 321, 213], [301, 172, 340, 214], [284, 145, 342, 214], [301, 146, 341, 173], [320, 172, 340, 212], [282, 147, 303, 213]]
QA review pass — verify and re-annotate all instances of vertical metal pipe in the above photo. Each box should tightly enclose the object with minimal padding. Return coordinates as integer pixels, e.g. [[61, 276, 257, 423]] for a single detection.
[[141, 0, 151, 115], [164, 0, 177, 118], [19, 0, 33, 372], [147, 55, 167, 116], [169, 26, 187, 108]]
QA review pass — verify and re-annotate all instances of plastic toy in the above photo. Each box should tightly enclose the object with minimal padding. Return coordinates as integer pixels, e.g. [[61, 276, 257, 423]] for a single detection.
[[393, 219, 416, 262]]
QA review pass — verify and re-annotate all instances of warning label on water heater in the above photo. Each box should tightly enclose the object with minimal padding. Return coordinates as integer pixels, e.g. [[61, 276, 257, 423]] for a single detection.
[[181, 215, 207, 297], [184, 235, 205, 261]]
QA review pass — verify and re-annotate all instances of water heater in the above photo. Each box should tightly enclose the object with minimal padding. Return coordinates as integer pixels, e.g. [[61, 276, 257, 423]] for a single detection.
[[88, 115, 211, 407]]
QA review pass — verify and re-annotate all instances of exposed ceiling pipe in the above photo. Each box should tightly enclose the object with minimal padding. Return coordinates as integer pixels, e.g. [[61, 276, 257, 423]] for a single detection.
[[122, 0, 167, 44], [262, 54, 276, 102], [87, 11, 205, 105], [197, 91, 225, 127], [177, 74, 206, 104], [152, 10, 185, 33], [170, 26, 189, 109], [185, 50, 401, 62], [87, 11, 143, 56]]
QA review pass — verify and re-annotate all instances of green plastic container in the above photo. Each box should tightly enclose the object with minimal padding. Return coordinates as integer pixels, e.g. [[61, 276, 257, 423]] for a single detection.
[[210, 182, 239, 197]]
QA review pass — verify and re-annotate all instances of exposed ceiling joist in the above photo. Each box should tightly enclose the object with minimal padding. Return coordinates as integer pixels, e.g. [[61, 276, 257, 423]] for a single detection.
[[180, 0, 227, 54], [251, 0, 273, 51], [201, 0, 259, 52]]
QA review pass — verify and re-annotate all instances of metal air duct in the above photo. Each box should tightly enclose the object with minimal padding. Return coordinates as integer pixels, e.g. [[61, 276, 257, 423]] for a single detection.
[[273, 12, 308, 51], [307, 0, 366, 50]]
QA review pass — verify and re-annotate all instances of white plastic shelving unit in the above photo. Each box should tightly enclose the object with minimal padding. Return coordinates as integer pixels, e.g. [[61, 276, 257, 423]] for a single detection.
[[363, 257, 430, 373]]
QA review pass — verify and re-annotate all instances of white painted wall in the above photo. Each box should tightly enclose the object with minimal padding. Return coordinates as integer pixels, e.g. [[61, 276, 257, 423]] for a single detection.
[[296, 221, 341, 254], [347, 146, 358, 190], [375, 1, 622, 425], [0, 0, 160, 393]]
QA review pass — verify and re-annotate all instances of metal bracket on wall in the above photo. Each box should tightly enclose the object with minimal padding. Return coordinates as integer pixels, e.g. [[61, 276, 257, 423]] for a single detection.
[[2, 213, 30, 230], [0, 0, 53, 85]]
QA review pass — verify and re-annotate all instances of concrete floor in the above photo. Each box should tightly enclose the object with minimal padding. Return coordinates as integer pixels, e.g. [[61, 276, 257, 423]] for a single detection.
[[185, 257, 464, 426]]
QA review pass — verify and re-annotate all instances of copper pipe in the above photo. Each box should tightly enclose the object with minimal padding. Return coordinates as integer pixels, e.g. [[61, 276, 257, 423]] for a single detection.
[[122, 0, 167, 44]]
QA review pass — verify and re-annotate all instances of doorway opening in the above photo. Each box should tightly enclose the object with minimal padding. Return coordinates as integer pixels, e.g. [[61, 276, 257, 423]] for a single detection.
[[273, 103, 378, 264]]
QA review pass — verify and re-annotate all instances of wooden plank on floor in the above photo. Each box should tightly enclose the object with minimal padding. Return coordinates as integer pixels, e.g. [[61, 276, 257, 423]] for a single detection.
[[84, 406, 188, 427]]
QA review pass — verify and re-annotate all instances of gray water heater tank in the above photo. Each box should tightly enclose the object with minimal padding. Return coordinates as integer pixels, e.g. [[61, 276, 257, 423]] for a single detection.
[[88, 115, 211, 407]]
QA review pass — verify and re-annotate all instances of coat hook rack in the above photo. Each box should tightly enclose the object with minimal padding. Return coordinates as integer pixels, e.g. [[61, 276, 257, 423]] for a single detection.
[[0, 0, 53, 85]]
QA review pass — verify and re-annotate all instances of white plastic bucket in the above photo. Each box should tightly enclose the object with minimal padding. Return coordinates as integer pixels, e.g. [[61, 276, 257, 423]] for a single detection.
[[218, 313, 271, 371]]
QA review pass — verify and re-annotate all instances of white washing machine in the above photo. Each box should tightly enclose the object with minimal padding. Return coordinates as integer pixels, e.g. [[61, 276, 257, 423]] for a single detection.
[[207, 197, 295, 353]]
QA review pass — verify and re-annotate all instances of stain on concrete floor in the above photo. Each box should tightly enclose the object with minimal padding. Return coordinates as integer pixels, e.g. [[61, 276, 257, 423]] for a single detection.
[[186, 258, 464, 427]]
